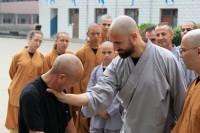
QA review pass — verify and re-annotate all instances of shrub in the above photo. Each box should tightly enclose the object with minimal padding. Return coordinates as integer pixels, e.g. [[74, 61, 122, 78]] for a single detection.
[[172, 26, 182, 46], [138, 23, 156, 37], [197, 23, 200, 28], [138, 23, 200, 46]]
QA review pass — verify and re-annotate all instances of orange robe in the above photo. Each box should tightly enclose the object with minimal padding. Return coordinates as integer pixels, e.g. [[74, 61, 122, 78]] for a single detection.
[[98, 36, 109, 45], [43, 48, 74, 73], [75, 42, 102, 133], [5, 46, 44, 130], [172, 77, 200, 133]]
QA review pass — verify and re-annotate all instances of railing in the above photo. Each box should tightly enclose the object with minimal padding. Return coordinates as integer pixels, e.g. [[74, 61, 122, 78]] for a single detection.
[[0, 24, 35, 36]]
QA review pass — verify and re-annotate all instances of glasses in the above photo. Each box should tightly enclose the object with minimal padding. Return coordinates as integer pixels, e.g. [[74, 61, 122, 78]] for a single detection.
[[179, 47, 198, 54]]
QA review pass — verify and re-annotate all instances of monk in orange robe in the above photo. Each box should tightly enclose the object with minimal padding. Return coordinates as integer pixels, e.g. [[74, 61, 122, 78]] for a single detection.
[[75, 23, 102, 133], [98, 14, 112, 45], [43, 32, 74, 73], [5, 30, 44, 133]]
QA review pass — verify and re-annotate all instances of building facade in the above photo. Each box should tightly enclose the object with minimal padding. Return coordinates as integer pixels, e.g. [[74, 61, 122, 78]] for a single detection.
[[0, 0, 39, 35], [39, 0, 200, 39]]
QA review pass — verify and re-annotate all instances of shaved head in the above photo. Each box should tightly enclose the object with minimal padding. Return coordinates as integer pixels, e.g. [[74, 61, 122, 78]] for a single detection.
[[181, 21, 197, 37], [109, 15, 138, 36], [51, 54, 83, 77], [55, 32, 69, 40], [88, 23, 100, 32], [182, 21, 197, 30], [99, 14, 112, 24], [101, 41, 113, 49], [182, 29, 200, 47]]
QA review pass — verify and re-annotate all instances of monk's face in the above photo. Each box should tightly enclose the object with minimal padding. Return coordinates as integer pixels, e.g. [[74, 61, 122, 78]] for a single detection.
[[100, 19, 112, 35], [181, 22, 195, 38], [56, 69, 83, 92], [180, 38, 199, 70], [55, 33, 69, 54], [155, 25, 174, 49], [145, 30, 157, 45], [101, 44, 115, 65], [87, 27, 101, 43], [109, 31, 134, 58], [28, 33, 43, 52]]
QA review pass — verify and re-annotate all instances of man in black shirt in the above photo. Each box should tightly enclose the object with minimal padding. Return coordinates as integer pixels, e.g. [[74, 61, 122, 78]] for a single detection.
[[18, 54, 84, 133]]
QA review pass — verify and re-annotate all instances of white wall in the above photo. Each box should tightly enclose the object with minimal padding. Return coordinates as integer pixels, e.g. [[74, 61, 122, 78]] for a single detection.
[[40, 0, 200, 39]]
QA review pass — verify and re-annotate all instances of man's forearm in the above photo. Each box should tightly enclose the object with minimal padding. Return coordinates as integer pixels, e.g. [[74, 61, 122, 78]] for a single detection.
[[65, 93, 88, 106], [47, 89, 89, 106]]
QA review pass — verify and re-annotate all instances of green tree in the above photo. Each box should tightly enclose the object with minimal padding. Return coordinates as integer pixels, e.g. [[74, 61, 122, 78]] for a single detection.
[[172, 26, 182, 46], [197, 23, 200, 28], [138, 23, 156, 37]]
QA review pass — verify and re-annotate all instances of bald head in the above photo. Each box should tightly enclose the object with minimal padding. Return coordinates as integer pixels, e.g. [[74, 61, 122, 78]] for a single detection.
[[88, 23, 100, 32], [182, 21, 197, 30], [101, 41, 113, 49], [181, 21, 197, 37], [182, 29, 200, 47], [109, 15, 138, 36], [101, 41, 115, 66], [99, 14, 112, 24], [51, 54, 83, 77]]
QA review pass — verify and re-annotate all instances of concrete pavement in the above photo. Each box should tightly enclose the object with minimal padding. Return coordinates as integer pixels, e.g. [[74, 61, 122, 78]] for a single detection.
[[0, 37, 84, 133]]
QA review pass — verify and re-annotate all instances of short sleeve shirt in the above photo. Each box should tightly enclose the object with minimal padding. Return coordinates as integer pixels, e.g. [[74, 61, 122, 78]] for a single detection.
[[18, 76, 71, 133]]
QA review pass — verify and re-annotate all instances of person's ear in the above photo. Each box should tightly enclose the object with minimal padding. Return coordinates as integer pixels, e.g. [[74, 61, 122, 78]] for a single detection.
[[130, 32, 137, 41], [171, 31, 174, 38], [197, 47, 200, 55], [59, 74, 67, 80]]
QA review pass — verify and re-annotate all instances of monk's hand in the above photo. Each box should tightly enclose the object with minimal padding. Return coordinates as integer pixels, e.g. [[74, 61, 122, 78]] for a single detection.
[[47, 88, 66, 103], [99, 111, 111, 119]]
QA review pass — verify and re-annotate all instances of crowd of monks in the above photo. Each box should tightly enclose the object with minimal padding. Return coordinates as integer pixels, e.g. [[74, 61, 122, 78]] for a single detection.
[[4, 13, 200, 133]]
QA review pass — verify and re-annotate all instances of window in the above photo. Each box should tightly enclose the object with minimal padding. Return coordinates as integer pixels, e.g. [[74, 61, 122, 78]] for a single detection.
[[69, 9, 79, 25], [17, 14, 30, 24], [125, 9, 139, 24], [95, 8, 107, 23], [0, 14, 2, 24], [33, 14, 39, 24], [161, 9, 178, 28], [3, 18, 11, 23], [3, 14, 14, 24]]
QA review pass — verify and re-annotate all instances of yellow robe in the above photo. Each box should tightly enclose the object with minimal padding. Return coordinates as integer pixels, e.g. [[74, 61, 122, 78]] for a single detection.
[[98, 35, 109, 45], [172, 77, 200, 133], [76, 42, 102, 93], [75, 42, 102, 133], [6, 46, 44, 130], [43, 48, 74, 73]]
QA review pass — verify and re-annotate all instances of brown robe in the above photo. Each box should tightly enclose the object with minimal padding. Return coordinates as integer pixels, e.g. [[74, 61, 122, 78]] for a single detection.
[[75, 42, 102, 133], [5, 46, 44, 130]]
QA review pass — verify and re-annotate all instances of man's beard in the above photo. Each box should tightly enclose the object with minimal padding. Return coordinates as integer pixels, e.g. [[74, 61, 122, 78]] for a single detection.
[[118, 42, 134, 59]]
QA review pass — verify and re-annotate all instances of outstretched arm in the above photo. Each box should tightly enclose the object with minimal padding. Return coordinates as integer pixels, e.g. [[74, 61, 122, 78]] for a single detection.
[[47, 89, 88, 106]]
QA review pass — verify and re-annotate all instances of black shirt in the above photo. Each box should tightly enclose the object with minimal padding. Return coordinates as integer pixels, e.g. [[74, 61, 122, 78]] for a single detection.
[[91, 48, 98, 54], [131, 57, 140, 65], [18, 76, 71, 133]]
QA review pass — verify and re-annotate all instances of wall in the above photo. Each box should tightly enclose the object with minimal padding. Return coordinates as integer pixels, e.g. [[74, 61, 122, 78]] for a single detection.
[[39, 0, 200, 39]]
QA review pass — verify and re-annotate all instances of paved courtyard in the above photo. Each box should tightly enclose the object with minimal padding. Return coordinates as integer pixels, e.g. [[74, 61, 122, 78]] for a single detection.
[[0, 37, 84, 133]]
